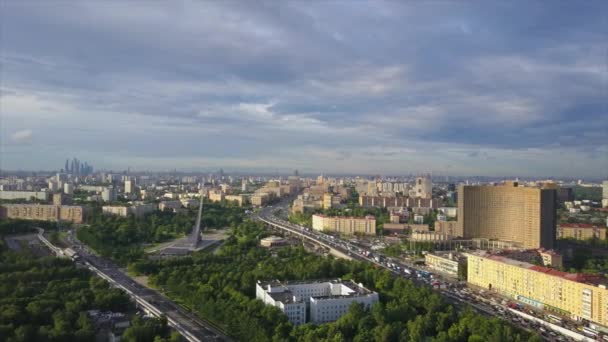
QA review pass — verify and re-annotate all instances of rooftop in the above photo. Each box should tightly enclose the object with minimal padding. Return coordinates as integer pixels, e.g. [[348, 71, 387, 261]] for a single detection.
[[257, 279, 375, 302], [559, 223, 603, 229], [261, 235, 286, 242], [268, 291, 299, 304], [313, 214, 375, 220]]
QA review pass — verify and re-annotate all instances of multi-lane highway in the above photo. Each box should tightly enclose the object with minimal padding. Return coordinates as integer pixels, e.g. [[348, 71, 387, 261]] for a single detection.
[[254, 203, 588, 342], [38, 228, 230, 342]]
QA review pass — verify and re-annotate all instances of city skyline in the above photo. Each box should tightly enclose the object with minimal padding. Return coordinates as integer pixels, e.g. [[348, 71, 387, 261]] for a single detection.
[[1, 2, 607, 177]]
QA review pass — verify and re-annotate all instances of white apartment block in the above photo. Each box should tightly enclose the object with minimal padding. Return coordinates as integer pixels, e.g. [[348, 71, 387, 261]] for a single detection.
[[256, 279, 379, 325], [0, 190, 50, 201], [102, 203, 156, 218]]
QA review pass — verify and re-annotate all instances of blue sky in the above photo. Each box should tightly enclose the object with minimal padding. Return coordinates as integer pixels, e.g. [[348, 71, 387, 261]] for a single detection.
[[1, 2, 607, 178]]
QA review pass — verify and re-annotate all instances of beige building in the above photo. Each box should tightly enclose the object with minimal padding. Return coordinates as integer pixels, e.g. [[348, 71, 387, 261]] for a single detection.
[[312, 214, 376, 236], [260, 236, 288, 248], [359, 195, 439, 209], [225, 194, 249, 206], [466, 250, 608, 325], [540, 249, 564, 268], [457, 182, 556, 249], [180, 199, 199, 208], [208, 190, 225, 202], [0, 204, 84, 224], [158, 200, 182, 211], [557, 224, 607, 241], [252, 193, 270, 207], [409, 231, 452, 242], [291, 195, 323, 214], [413, 176, 432, 199], [435, 221, 459, 236], [102, 203, 156, 218], [425, 252, 465, 278], [383, 223, 408, 235], [101, 206, 130, 217], [323, 193, 333, 210], [321, 193, 341, 210], [0, 190, 49, 201]]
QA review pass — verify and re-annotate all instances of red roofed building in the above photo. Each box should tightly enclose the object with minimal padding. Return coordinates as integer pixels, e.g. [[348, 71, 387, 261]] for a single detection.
[[466, 250, 608, 326]]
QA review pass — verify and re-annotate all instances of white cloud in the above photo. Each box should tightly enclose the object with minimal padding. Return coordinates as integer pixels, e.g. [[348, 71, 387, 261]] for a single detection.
[[10, 129, 33, 143]]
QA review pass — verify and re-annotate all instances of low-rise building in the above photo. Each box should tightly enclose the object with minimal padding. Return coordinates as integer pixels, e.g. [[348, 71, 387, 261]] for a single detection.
[[383, 223, 407, 235], [312, 214, 376, 236], [101, 206, 130, 217], [158, 200, 182, 211], [540, 249, 564, 268], [389, 213, 402, 224], [256, 279, 379, 325], [557, 224, 607, 240], [409, 231, 452, 242], [425, 252, 466, 278], [180, 199, 199, 208], [438, 207, 458, 218], [260, 236, 288, 248]]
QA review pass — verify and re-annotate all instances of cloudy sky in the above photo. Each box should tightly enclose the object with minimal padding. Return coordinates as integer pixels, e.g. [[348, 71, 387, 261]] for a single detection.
[[1, 2, 607, 178]]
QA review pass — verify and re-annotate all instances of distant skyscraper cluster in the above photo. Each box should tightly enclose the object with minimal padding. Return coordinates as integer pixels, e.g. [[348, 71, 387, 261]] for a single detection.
[[63, 158, 93, 175]]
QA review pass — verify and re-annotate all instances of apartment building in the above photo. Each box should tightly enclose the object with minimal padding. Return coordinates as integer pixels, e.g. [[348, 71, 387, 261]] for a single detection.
[[359, 195, 439, 209], [0, 190, 49, 201], [435, 221, 459, 236], [102, 203, 156, 218], [457, 182, 556, 249], [557, 224, 607, 241], [0, 204, 84, 223], [251, 193, 269, 207], [208, 190, 224, 202], [312, 214, 376, 236], [466, 250, 608, 326], [225, 194, 249, 206]]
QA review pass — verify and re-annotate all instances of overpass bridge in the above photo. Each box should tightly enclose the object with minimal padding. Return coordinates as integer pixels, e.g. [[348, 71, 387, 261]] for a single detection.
[[256, 215, 353, 260]]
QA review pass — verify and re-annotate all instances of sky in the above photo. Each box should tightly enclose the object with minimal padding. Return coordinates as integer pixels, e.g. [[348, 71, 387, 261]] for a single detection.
[[1, 2, 607, 178]]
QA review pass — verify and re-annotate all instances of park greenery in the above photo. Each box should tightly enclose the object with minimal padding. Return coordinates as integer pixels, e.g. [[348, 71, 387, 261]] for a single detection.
[[0, 218, 181, 342], [571, 185, 602, 201], [77, 201, 244, 264], [129, 220, 540, 342], [0, 218, 58, 236]]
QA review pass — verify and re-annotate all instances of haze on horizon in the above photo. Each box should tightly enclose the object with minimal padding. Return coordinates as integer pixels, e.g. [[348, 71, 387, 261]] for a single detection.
[[0, 2, 607, 178]]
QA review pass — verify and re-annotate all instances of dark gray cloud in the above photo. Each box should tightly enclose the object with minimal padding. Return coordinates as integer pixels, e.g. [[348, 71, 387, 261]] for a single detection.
[[0, 1, 606, 177]]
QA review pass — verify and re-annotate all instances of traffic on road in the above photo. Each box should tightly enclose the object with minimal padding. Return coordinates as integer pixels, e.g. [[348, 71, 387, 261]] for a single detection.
[[255, 203, 596, 342]]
